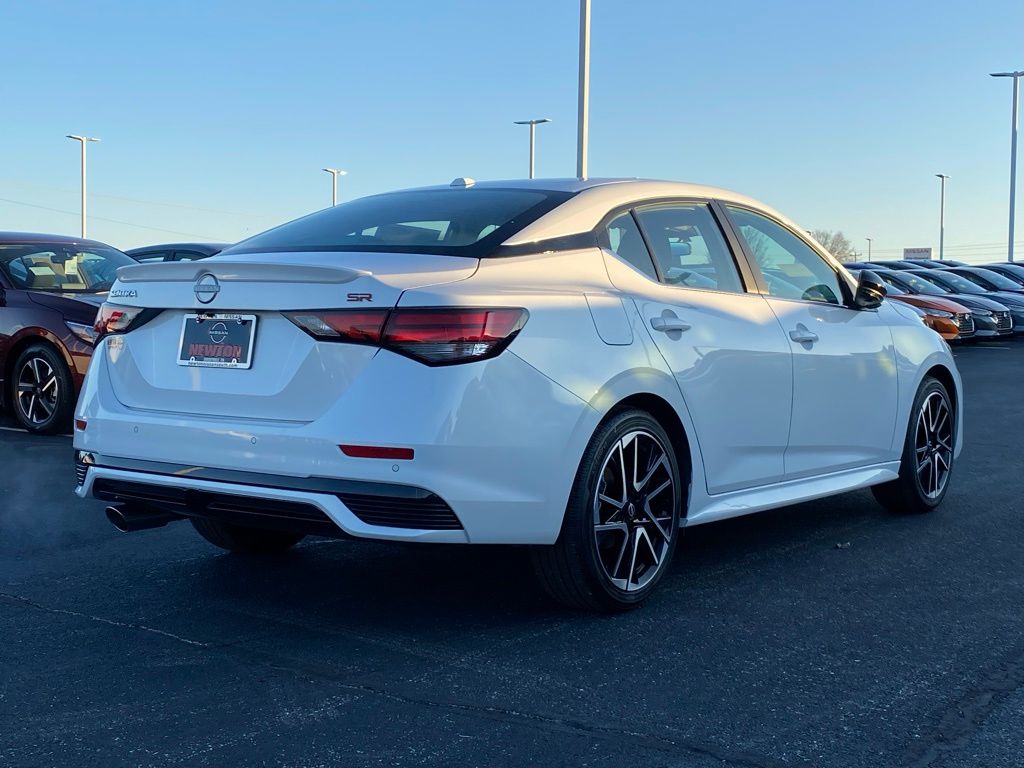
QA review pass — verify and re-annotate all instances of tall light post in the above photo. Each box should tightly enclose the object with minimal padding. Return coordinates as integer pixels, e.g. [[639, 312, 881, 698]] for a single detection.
[[322, 168, 347, 206], [576, 0, 591, 179], [991, 71, 1023, 262], [936, 174, 949, 261], [866, 237, 872, 260], [66, 135, 99, 238], [513, 118, 551, 179]]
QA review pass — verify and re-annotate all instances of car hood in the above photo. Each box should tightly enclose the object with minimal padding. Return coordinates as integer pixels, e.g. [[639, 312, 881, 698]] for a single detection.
[[938, 294, 1010, 312], [27, 291, 106, 323], [890, 295, 971, 314], [983, 291, 1024, 307]]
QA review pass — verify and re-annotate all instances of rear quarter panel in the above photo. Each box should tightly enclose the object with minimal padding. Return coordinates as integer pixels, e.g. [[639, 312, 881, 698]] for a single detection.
[[399, 247, 711, 519]]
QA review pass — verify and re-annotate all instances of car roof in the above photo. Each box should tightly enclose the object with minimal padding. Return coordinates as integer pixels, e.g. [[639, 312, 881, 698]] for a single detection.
[[0, 231, 116, 248], [124, 242, 229, 255], [482, 178, 801, 247]]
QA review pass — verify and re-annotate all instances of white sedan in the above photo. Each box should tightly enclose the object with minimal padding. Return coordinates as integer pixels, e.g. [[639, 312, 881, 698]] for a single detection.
[[74, 178, 962, 610]]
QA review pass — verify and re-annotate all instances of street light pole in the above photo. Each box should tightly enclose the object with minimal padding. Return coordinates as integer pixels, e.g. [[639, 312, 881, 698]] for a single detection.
[[866, 237, 872, 259], [576, 0, 591, 179], [66, 135, 99, 238], [513, 119, 552, 179], [322, 168, 347, 206], [991, 71, 1023, 262], [936, 174, 949, 261]]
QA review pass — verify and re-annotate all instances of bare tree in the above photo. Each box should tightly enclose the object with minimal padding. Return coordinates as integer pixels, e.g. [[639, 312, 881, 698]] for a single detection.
[[810, 230, 860, 262]]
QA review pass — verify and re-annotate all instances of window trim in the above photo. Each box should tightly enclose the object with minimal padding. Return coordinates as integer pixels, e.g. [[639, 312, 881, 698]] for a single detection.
[[718, 202, 856, 308], [595, 197, 758, 295]]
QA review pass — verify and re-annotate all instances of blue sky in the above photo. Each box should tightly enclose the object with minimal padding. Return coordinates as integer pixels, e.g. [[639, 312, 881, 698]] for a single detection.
[[1, 0, 1022, 260]]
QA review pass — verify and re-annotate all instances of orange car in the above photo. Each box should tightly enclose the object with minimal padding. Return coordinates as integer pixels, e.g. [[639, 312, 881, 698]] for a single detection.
[[886, 293, 975, 341], [846, 267, 976, 341]]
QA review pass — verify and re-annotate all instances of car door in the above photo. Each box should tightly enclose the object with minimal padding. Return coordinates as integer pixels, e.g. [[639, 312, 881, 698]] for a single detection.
[[722, 204, 899, 478], [0, 271, 12, 375], [602, 202, 793, 495]]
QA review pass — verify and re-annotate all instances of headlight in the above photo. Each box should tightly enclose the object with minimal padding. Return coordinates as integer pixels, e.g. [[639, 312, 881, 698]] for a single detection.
[[65, 321, 98, 345], [928, 309, 955, 319], [974, 310, 994, 317]]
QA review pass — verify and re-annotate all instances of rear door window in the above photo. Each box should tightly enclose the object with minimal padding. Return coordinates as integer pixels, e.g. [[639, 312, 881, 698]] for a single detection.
[[604, 212, 658, 280], [634, 203, 744, 293]]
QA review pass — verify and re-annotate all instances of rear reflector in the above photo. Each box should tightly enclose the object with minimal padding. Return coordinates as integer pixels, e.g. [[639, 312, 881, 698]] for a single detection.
[[339, 444, 415, 460], [74, 419, 87, 431], [286, 307, 528, 366]]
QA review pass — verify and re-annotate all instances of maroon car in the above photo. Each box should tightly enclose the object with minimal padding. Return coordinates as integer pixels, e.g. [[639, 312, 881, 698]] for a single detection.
[[0, 232, 135, 433]]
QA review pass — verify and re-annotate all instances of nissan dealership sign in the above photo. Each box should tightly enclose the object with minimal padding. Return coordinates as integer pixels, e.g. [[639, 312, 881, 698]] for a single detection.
[[903, 247, 933, 260]]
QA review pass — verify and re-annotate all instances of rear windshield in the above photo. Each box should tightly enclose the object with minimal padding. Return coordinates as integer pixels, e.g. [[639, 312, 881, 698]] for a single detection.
[[0, 243, 133, 293], [223, 188, 573, 258]]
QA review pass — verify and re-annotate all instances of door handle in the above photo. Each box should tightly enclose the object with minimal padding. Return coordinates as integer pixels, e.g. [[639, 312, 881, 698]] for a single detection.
[[650, 316, 691, 333], [789, 328, 819, 344]]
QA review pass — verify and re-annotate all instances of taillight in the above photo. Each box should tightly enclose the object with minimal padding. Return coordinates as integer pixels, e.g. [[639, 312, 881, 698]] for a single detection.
[[94, 303, 155, 341], [383, 308, 528, 365], [284, 310, 389, 343], [286, 307, 528, 365]]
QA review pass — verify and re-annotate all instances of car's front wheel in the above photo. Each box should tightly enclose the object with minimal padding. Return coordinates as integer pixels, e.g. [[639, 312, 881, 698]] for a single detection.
[[531, 409, 683, 611], [9, 343, 74, 434], [872, 376, 955, 514], [190, 518, 305, 554]]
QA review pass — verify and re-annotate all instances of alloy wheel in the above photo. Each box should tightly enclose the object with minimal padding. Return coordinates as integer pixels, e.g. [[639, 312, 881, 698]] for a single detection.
[[16, 356, 59, 426], [914, 391, 953, 499], [593, 430, 677, 592]]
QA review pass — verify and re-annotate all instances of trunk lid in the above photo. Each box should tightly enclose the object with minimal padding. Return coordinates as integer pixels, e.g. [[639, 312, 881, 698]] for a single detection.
[[102, 252, 477, 422]]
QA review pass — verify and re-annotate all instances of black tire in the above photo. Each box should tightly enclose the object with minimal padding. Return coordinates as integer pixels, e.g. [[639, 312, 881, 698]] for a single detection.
[[8, 343, 74, 434], [190, 517, 305, 554], [530, 409, 683, 611], [872, 376, 955, 514]]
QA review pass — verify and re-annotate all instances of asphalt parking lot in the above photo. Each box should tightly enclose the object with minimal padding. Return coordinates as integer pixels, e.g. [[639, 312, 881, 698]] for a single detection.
[[2, 342, 1023, 768]]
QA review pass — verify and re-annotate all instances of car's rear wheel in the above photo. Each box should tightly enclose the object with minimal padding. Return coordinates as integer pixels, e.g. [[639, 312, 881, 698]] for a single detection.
[[190, 517, 305, 554], [531, 409, 683, 611], [872, 376, 954, 514], [9, 343, 74, 434]]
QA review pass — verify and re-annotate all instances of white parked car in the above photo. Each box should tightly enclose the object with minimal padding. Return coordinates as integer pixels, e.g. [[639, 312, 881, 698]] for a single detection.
[[74, 178, 962, 610]]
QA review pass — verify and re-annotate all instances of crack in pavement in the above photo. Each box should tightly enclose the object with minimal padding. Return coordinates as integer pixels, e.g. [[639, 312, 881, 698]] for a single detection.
[[217, 644, 802, 768], [902, 644, 1024, 767], [0, 589, 793, 768], [0, 591, 209, 648]]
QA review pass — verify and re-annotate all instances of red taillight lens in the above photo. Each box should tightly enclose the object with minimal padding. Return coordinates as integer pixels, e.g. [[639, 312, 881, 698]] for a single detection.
[[94, 303, 148, 340], [383, 308, 528, 365], [285, 307, 528, 366], [285, 310, 389, 343]]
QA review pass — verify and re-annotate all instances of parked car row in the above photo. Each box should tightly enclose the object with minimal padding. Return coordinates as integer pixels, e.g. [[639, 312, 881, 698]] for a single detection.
[[845, 259, 1024, 342], [0, 233, 226, 433]]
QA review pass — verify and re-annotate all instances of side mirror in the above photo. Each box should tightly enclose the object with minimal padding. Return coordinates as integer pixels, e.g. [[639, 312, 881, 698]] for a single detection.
[[854, 269, 887, 310]]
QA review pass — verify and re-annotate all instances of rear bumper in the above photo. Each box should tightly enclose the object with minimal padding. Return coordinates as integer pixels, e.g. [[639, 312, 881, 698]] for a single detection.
[[78, 460, 469, 542], [74, 347, 599, 545]]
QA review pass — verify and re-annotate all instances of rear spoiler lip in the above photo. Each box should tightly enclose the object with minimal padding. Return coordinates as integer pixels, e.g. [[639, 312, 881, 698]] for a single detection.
[[115, 260, 368, 284]]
